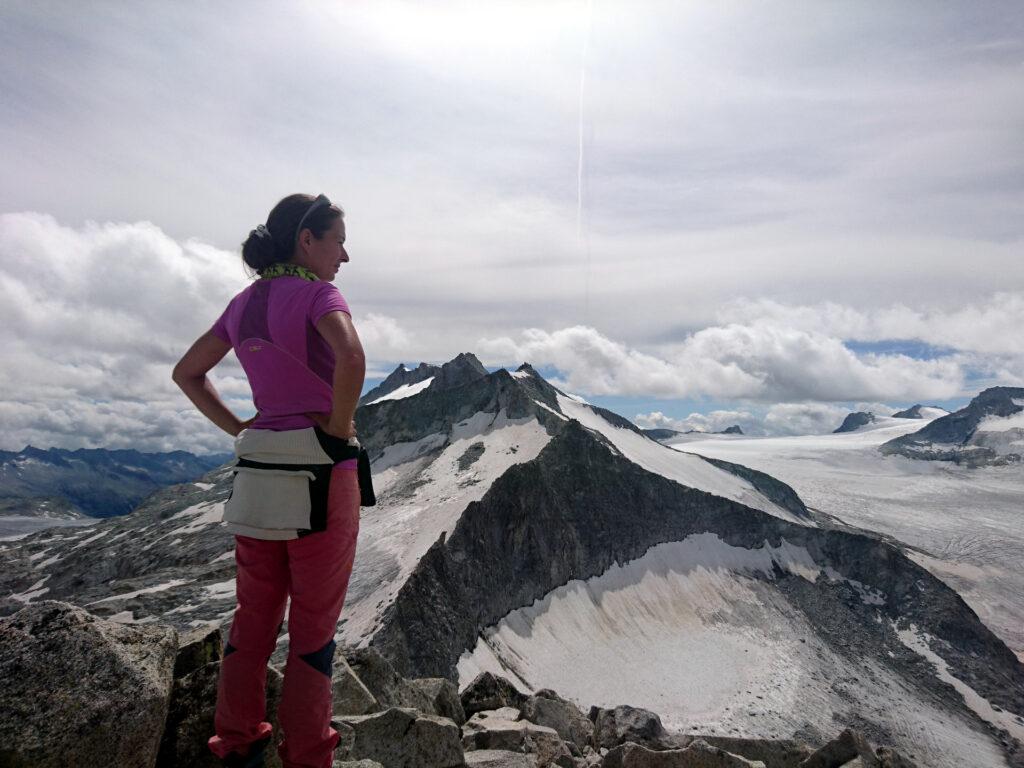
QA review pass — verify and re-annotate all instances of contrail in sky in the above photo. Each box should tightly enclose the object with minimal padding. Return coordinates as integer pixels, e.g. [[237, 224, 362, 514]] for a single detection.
[[578, 0, 593, 323]]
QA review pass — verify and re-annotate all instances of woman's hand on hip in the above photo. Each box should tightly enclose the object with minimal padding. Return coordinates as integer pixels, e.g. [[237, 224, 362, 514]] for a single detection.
[[307, 412, 357, 440]]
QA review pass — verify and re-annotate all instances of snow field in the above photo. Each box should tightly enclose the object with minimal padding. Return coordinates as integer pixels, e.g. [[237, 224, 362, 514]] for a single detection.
[[337, 409, 553, 648], [666, 421, 1024, 657], [458, 532, 1010, 768]]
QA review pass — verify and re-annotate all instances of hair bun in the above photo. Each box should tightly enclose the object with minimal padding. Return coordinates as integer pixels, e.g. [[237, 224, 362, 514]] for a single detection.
[[241, 224, 280, 271]]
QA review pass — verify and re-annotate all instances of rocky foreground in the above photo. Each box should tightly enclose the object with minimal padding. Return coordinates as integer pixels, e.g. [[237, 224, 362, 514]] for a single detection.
[[0, 601, 925, 768]]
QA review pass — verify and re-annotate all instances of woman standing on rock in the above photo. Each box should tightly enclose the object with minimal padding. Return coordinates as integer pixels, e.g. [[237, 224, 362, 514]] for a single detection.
[[172, 193, 366, 768]]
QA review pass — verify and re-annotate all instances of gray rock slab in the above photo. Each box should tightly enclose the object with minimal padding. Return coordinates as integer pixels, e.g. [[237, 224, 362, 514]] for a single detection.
[[590, 705, 681, 751], [0, 600, 177, 768], [519, 692, 592, 755], [336, 706, 464, 768], [462, 710, 573, 767], [464, 749, 541, 768], [343, 646, 436, 713], [693, 736, 812, 768], [172, 623, 223, 678], [603, 739, 766, 768], [799, 730, 879, 768], [461, 671, 529, 717], [411, 677, 467, 725], [334, 653, 380, 716]]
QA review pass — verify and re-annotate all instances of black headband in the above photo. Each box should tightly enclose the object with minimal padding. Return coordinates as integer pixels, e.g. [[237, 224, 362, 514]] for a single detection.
[[293, 194, 331, 247]]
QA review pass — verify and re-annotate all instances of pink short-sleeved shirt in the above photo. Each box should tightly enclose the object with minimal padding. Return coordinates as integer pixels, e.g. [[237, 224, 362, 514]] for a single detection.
[[211, 276, 356, 466]]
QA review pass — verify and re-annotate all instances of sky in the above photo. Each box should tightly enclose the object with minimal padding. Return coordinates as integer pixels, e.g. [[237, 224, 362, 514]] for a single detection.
[[1, 1, 1022, 452]]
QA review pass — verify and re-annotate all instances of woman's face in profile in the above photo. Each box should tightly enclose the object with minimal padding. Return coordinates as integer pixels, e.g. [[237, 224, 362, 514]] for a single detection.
[[304, 217, 348, 281]]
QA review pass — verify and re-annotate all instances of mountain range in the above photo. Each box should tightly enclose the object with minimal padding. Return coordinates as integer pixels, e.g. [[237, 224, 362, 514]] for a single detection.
[[1, 354, 1022, 767], [0, 446, 233, 539]]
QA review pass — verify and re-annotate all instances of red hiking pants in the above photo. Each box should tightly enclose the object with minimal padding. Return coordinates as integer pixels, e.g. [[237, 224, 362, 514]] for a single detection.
[[208, 466, 360, 768]]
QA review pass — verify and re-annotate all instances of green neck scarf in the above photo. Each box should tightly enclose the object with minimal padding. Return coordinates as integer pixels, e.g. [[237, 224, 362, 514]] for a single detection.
[[258, 262, 320, 282]]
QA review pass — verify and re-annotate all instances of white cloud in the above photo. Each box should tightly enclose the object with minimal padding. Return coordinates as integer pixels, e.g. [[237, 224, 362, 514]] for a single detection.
[[0, 213, 412, 452], [481, 323, 964, 402], [719, 293, 1024, 357], [634, 410, 757, 435]]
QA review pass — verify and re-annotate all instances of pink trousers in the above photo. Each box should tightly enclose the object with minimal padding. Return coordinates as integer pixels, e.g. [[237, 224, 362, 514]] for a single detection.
[[208, 466, 360, 768]]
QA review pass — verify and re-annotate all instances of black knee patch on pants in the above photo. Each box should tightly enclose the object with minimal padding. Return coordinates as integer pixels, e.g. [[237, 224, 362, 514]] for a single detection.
[[224, 641, 237, 657], [298, 639, 336, 677]]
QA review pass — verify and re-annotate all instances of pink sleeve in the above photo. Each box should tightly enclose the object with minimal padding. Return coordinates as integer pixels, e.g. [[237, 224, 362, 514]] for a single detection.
[[309, 283, 352, 326], [210, 306, 231, 343]]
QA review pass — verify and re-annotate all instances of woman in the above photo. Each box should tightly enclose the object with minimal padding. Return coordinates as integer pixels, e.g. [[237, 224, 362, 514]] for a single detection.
[[171, 193, 366, 768]]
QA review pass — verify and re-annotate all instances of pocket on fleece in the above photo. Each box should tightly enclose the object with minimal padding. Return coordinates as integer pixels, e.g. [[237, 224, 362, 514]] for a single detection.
[[224, 466, 316, 531]]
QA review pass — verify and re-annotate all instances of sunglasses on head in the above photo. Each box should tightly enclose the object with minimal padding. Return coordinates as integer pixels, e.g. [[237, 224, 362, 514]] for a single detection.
[[294, 194, 331, 247]]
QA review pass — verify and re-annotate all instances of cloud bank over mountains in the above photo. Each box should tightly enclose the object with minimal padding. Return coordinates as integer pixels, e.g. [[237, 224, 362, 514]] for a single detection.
[[1, 212, 1019, 450], [1, 3, 1021, 448]]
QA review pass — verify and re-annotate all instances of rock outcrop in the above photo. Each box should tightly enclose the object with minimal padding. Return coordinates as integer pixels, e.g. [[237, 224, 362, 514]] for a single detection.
[[881, 387, 1024, 466], [833, 412, 875, 433], [0, 600, 177, 768], [334, 707, 464, 767], [0, 602, 930, 768]]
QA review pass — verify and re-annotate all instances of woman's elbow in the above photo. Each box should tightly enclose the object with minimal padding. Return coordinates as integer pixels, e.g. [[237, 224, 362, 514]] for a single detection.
[[171, 360, 203, 385]]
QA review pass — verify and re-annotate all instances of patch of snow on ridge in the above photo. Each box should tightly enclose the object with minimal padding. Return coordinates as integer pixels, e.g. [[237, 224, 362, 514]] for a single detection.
[[533, 400, 568, 421], [204, 579, 236, 600], [167, 502, 224, 537], [897, 624, 1024, 744], [458, 533, 1007, 768], [372, 432, 449, 477], [85, 578, 191, 605], [10, 575, 51, 603], [510, 369, 531, 380], [555, 393, 806, 525], [339, 409, 552, 648], [975, 410, 1024, 432], [365, 377, 434, 405]]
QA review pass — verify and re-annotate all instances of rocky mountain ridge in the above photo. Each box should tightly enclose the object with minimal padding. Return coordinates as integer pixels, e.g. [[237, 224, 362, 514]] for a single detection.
[[880, 387, 1024, 466], [0, 355, 1021, 767], [833, 412, 875, 433]]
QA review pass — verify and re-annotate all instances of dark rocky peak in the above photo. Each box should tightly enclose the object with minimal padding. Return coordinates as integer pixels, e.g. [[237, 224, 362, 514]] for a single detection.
[[720, 425, 744, 435], [427, 352, 489, 392], [8, 446, 69, 467], [881, 386, 1024, 466], [898, 387, 1023, 444], [514, 362, 540, 378], [891, 404, 949, 419], [973, 386, 1024, 411], [355, 359, 568, 459], [892, 404, 925, 419], [360, 361, 441, 405], [834, 411, 875, 433]]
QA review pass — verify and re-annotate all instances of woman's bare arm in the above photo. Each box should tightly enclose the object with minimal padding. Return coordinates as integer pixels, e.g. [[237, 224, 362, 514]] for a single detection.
[[312, 311, 366, 438], [171, 331, 251, 437]]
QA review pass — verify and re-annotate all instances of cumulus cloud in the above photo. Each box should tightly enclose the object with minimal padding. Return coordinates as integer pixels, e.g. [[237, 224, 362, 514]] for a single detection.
[[0, 213, 411, 452], [480, 323, 964, 403], [634, 410, 757, 435], [719, 294, 1024, 357]]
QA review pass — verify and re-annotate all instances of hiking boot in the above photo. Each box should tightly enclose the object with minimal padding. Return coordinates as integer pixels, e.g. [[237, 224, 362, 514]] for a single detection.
[[221, 734, 273, 768]]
